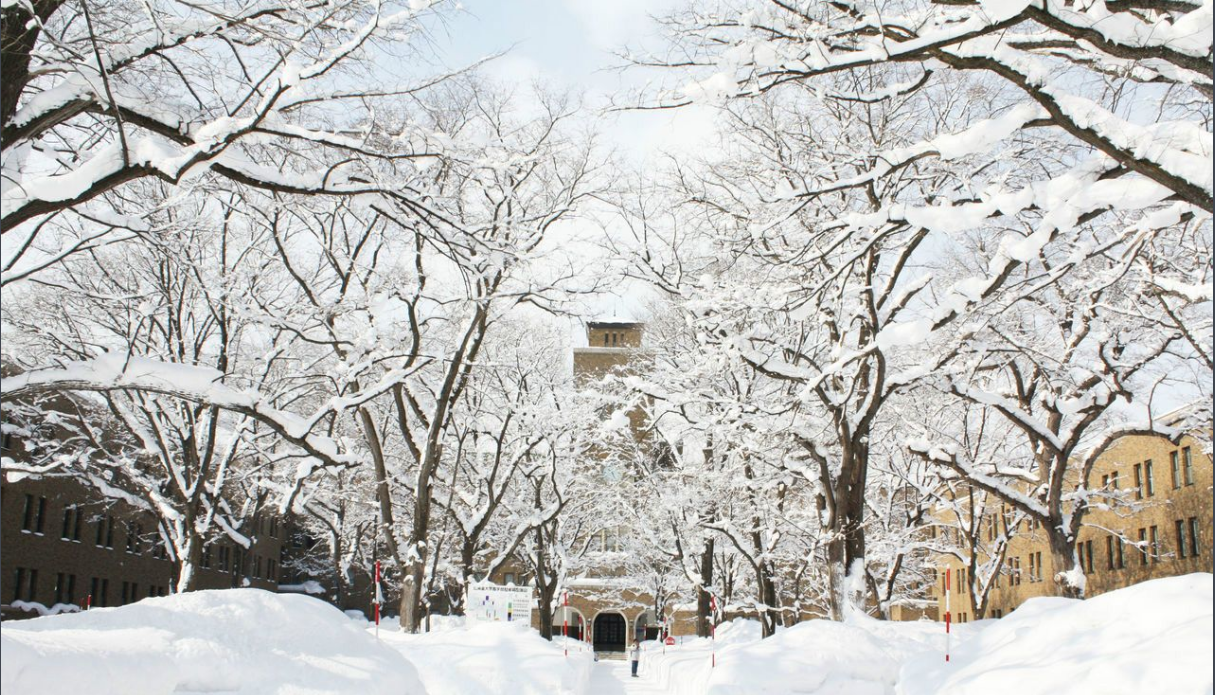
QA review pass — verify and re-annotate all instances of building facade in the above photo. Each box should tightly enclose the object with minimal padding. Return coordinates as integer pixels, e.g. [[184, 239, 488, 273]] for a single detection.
[[932, 432, 1212, 622], [1, 402, 285, 620]]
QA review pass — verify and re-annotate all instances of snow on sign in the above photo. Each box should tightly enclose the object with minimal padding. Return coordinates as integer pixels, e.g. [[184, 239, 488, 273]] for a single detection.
[[468, 583, 533, 624]]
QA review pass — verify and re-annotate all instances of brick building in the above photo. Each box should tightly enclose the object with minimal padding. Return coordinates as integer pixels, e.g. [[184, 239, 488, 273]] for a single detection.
[[1, 392, 284, 620], [932, 430, 1212, 623]]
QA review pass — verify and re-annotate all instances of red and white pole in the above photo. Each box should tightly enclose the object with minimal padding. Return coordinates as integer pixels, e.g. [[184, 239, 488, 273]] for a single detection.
[[374, 561, 382, 639], [563, 591, 569, 657], [944, 568, 951, 663], [710, 595, 717, 669], [85, 594, 92, 611]]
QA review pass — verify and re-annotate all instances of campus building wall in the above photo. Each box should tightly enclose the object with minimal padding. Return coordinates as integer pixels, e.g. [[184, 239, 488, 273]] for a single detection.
[[1, 473, 284, 619], [932, 433, 1212, 623]]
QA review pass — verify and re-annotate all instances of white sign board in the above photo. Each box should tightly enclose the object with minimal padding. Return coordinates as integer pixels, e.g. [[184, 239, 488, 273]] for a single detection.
[[467, 582, 533, 625]]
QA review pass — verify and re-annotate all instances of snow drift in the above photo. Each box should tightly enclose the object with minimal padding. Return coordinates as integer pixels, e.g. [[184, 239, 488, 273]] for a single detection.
[[0, 589, 424, 695], [643, 575, 1212, 695], [378, 618, 593, 695], [643, 616, 982, 695], [899, 573, 1214, 695]]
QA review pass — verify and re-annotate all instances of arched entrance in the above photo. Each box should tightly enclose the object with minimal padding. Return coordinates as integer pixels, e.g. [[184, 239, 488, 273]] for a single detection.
[[634, 609, 660, 642], [593, 611, 627, 652], [553, 606, 586, 641]]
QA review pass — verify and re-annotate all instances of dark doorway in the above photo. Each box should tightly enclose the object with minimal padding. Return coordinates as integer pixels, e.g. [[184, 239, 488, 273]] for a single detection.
[[593, 612, 626, 652]]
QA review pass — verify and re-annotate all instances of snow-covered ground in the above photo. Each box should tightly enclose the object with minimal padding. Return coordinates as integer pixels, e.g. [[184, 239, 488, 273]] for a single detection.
[[1, 575, 1210, 695], [639, 615, 984, 695], [640, 574, 1212, 695], [899, 573, 1214, 695], [376, 616, 592, 695], [0, 589, 424, 695]]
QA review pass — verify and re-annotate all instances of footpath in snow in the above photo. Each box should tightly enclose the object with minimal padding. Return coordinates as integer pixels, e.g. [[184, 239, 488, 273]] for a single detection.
[[587, 660, 667, 695], [1, 574, 1210, 694]]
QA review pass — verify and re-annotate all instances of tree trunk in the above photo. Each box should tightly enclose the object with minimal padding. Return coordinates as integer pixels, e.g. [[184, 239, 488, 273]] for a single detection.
[[176, 532, 202, 593], [1, 0, 64, 130], [757, 562, 779, 638], [1047, 520, 1084, 598], [457, 542, 476, 615], [359, 408, 410, 628], [402, 441, 440, 632], [828, 438, 871, 619], [537, 580, 556, 640]]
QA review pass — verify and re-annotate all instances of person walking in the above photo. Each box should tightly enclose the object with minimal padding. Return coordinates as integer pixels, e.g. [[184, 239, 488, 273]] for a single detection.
[[629, 639, 641, 678]]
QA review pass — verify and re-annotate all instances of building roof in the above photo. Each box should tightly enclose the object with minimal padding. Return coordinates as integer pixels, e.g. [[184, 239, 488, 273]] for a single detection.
[[587, 321, 644, 329]]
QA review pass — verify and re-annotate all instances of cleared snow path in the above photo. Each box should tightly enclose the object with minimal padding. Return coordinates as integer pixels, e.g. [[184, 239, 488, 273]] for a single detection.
[[587, 660, 666, 695]]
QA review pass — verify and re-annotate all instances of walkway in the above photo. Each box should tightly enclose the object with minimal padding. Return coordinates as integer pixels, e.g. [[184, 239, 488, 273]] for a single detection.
[[587, 659, 667, 695]]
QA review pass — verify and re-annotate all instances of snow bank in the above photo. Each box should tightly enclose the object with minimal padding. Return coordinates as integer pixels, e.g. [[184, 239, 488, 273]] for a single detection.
[[379, 620, 593, 695], [0, 589, 424, 695], [899, 573, 1214, 695], [645, 616, 981, 695]]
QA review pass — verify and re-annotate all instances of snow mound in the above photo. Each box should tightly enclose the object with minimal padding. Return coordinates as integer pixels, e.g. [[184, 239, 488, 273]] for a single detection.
[[704, 617, 964, 695], [899, 573, 1214, 695], [0, 589, 424, 695], [644, 616, 981, 695], [379, 620, 592, 695]]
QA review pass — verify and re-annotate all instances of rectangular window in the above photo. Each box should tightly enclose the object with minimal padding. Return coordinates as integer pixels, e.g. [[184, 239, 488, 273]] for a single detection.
[[267, 559, 277, 582], [34, 496, 46, 534], [219, 546, 230, 572], [90, 577, 109, 607], [1106, 535, 1115, 570], [126, 523, 142, 554], [1133, 464, 1143, 499], [121, 581, 130, 605], [55, 573, 76, 605], [21, 494, 34, 531], [25, 569, 39, 602], [1076, 542, 1085, 572], [1183, 448, 1194, 486], [1028, 553, 1037, 583], [1085, 540, 1094, 573], [96, 515, 115, 548], [254, 555, 262, 579], [1138, 528, 1148, 565], [1176, 519, 1188, 559], [1171, 451, 1181, 489], [1150, 526, 1160, 563], [12, 567, 26, 603], [1115, 537, 1124, 569], [202, 546, 212, 569], [1111, 471, 1119, 489], [62, 506, 75, 539], [1145, 460, 1155, 496], [1189, 517, 1200, 556]]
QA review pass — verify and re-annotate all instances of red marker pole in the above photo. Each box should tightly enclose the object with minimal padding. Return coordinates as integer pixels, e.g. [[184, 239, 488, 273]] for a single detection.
[[85, 594, 92, 611], [374, 561, 382, 639], [710, 595, 717, 669], [944, 568, 951, 663], [563, 591, 569, 657]]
